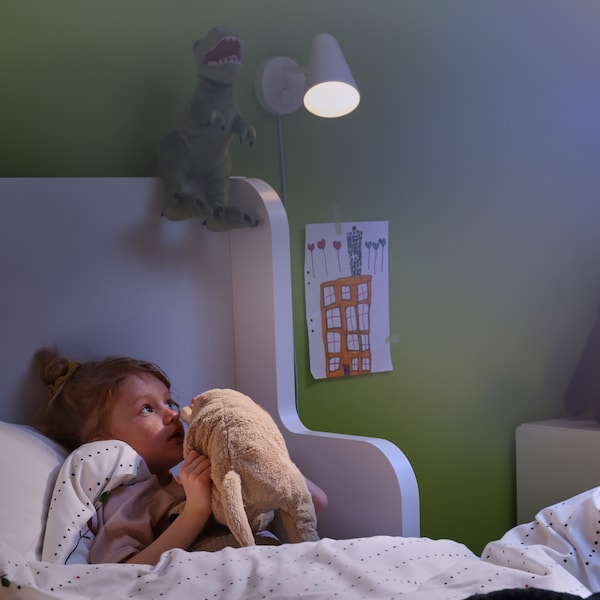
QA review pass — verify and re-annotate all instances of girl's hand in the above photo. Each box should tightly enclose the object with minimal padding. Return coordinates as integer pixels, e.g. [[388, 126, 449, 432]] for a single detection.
[[178, 450, 212, 518]]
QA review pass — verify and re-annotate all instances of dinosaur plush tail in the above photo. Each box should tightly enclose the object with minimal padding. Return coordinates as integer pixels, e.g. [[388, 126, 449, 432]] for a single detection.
[[221, 470, 255, 547]]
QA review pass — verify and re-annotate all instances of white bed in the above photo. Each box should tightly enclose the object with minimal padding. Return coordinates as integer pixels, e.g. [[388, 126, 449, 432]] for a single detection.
[[0, 177, 598, 599]]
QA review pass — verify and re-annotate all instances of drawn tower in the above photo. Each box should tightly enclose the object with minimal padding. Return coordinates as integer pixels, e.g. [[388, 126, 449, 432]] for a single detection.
[[320, 226, 372, 378]]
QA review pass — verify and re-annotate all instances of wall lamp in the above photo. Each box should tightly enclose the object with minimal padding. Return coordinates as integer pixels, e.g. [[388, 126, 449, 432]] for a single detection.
[[254, 34, 360, 118]]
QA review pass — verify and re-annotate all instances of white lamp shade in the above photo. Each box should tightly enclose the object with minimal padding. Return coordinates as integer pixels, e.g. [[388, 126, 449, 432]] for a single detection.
[[303, 34, 360, 118]]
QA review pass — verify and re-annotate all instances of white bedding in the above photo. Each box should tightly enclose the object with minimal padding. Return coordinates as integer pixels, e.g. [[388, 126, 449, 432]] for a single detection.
[[4, 489, 600, 599], [42, 441, 151, 564], [2, 422, 600, 599], [0, 533, 591, 599]]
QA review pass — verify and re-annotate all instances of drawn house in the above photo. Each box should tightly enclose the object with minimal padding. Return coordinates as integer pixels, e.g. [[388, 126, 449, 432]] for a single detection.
[[320, 275, 372, 377], [320, 226, 373, 378]]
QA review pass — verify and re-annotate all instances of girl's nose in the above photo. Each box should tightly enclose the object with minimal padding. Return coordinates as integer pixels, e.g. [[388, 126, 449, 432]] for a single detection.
[[164, 407, 179, 423]]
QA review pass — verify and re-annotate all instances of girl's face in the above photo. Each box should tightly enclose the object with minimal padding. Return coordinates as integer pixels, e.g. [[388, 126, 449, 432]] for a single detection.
[[106, 373, 184, 483]]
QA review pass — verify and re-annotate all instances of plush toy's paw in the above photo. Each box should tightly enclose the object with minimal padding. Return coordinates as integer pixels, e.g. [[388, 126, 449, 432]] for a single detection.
[[239, 124, 256, 146], [231, 117, 256, 146], [204, 205, 259, 232], [161, 192, 212, 221], [208, 109, 227, 131], [180, 405, 193, 423]]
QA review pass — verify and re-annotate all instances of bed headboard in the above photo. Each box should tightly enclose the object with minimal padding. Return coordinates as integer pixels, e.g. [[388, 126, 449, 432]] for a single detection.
[[0, 176, 419, 540]]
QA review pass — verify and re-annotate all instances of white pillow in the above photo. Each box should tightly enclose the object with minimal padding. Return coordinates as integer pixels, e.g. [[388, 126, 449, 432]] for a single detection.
[[0, 421, 68, 560]]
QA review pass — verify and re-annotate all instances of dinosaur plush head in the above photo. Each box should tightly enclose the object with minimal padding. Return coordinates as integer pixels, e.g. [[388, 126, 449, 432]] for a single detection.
[[193, 26, 243, 85]]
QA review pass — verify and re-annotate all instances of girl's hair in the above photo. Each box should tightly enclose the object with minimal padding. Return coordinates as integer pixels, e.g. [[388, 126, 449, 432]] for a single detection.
[[34, 348, 171, 450]]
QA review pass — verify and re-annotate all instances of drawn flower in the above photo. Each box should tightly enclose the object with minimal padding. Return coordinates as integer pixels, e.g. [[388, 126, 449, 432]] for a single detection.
[[307, 243, 316, 279], [317, 239, 329, 277], [333, 240, 342, 272], [378, 238, 387, 272], [365, 240, 372, 269]]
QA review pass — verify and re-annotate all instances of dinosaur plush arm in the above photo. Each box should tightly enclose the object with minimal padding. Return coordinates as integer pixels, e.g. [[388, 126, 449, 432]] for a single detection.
[[232, 114, 256, 145]]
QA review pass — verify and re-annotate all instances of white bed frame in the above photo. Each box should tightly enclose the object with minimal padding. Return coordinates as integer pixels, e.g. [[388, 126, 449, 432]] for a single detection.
[[0, 177, 419, 540]]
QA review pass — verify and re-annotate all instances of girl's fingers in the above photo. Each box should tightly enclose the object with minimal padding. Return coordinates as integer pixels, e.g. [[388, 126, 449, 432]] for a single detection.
[[182, 452, 210, 475], [183, 450, 200, 464]]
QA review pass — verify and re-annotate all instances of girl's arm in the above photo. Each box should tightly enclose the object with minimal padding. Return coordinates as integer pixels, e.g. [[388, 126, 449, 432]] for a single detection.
[[126, 459, 327, 564], [125, 451, 212, 565]]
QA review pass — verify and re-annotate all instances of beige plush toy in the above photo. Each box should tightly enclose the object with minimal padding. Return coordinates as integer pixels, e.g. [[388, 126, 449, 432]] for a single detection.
[[180, 388, 319, 547]]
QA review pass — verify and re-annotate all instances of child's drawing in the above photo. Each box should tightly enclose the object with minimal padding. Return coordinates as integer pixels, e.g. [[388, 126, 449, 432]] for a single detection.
[[304, 221, 393, 380]]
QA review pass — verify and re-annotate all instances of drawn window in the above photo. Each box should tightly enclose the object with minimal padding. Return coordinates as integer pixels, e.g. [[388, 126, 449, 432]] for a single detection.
[[341, 285, 351, 300], [322, 285, 336, 307], [325, 307, 342, 329], [345, 305, 357, 331], [362, 357, 371, 371], [351, 357, 359, 372], [347, 333, 360, 351], [361, 334, 370, 351], [329, 357, 340, 372], [327, 331, 342, 353], [358, 303, 369, 330], [357, 283, 369, 301]]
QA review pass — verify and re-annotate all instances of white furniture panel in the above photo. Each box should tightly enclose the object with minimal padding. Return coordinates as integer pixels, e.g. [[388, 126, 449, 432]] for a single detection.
[[229, 177, 420, 539], [516, 418, 600, 523]]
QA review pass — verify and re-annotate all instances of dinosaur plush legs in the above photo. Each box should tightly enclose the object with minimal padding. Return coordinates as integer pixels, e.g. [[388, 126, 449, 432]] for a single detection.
[[158, 131, 258, 232]]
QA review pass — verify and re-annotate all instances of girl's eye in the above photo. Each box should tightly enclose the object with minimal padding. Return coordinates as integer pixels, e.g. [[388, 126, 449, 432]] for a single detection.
[[167, 400, 180, 413], [140, 405, 154, 414]]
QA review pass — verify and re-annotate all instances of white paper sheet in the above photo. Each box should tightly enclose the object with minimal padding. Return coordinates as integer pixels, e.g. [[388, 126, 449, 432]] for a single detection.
[[305, 221, 393, 380]]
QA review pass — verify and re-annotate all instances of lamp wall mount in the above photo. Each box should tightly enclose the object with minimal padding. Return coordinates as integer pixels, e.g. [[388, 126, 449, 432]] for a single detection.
[[254, 57, 306, 116]]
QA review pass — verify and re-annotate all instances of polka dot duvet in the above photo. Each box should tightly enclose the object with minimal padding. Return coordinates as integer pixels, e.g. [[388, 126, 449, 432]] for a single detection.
[[3, 487, 600, 599]]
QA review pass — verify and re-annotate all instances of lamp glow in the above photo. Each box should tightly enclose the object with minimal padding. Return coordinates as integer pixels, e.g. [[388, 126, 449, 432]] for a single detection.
[[304, 81, 360, 118]]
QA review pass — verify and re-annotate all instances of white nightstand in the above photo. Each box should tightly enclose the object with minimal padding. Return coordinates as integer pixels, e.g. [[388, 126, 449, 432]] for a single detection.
[[516, 418, 600, 523]]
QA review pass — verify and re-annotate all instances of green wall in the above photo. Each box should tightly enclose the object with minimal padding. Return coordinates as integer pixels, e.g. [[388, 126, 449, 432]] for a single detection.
[[4, 1, 600, 553]]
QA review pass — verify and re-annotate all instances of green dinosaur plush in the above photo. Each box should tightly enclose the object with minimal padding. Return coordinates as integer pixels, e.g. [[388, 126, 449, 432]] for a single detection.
[[158, 26, 258, 232]]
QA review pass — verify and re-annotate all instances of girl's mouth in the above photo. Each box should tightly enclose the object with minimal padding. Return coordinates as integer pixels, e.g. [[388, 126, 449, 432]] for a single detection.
[[169, 428, 184, 441]]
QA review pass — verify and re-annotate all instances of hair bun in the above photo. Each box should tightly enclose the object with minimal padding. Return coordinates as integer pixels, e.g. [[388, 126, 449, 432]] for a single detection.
[[47, 361, 81, 401]]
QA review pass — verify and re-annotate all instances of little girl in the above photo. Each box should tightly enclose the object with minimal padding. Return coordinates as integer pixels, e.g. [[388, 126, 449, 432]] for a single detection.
[[34, 348, 327, 565]]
